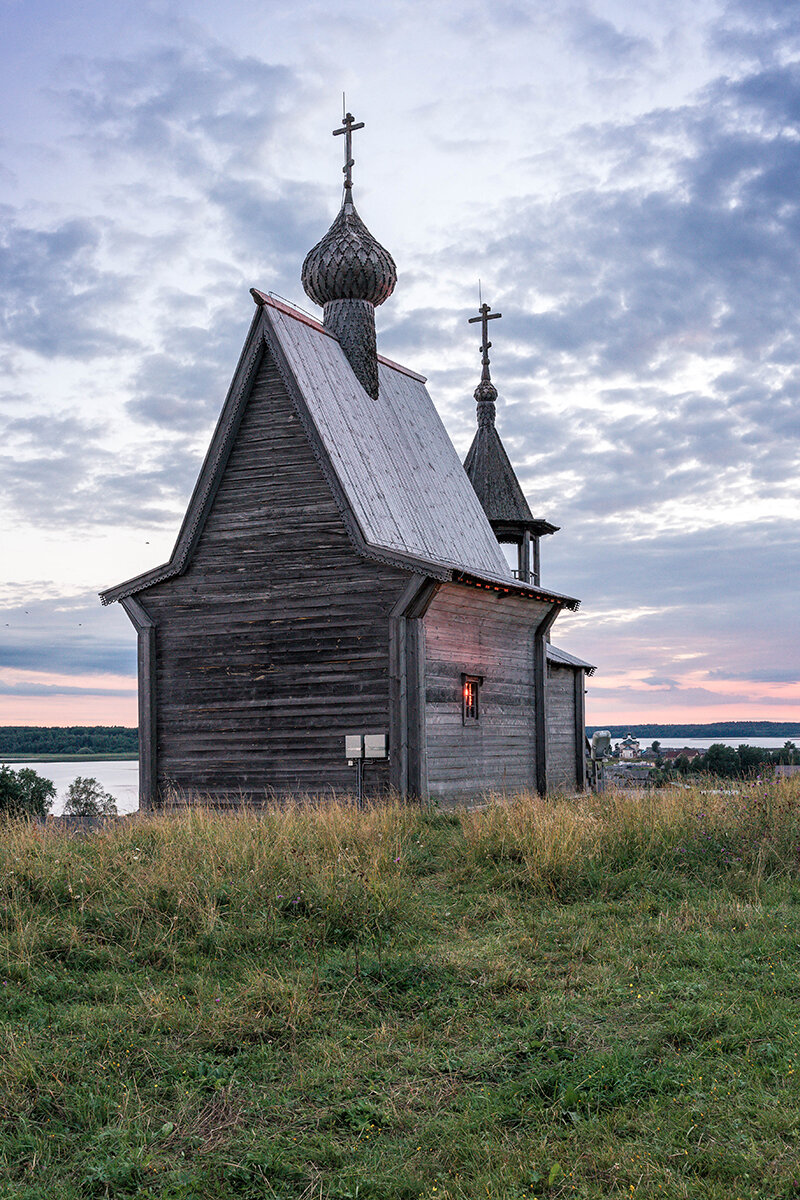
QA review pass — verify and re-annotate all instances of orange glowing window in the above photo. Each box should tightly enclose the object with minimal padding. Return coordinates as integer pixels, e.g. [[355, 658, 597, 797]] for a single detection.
[[462, 675, 482, 724]]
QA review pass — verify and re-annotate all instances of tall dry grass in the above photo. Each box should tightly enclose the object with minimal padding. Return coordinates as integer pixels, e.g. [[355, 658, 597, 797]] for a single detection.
[[0, 796, 423, 975], [2, 777, 799, 975], [458, 776, 800, 895]]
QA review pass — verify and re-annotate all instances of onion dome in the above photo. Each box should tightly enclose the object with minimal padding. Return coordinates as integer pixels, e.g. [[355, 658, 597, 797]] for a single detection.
[[473, 365, 498, 425], [301, 111, 397, 399], [301, 194, 397, 308]]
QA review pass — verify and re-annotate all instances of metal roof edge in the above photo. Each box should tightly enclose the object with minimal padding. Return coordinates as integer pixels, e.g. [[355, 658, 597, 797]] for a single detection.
[[547, 643, 596, 675], [251, 289, 427, 382]]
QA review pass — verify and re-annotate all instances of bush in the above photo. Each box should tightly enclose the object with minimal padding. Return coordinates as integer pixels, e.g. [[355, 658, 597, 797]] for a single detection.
[[0, 765, 56, 819], [63, 776, 118, 819]]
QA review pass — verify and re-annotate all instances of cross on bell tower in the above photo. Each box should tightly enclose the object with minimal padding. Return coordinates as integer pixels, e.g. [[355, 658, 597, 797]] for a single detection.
[[468, 300, 502, 421], [468, 301, 502, 372], [333, 110, 365, 193]]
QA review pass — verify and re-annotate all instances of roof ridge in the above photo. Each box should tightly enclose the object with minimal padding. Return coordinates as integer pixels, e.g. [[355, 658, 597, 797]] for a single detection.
[[250, 289, 427, 382]]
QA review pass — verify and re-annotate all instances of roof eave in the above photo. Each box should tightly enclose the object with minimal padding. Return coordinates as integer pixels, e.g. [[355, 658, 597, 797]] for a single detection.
[[451, 569, 580, 611], [491, 518, 560, 539], [100, 563, 174, 606], [547, 643, 597, 674]]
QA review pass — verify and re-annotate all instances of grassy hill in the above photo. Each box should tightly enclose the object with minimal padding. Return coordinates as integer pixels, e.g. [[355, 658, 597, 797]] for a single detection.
[[2, 784, 800, 1199]]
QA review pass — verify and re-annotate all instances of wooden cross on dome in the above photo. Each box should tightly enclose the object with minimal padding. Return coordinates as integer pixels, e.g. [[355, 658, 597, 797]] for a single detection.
[[469, 301, 502, 370], [333, 110, 365, 191]]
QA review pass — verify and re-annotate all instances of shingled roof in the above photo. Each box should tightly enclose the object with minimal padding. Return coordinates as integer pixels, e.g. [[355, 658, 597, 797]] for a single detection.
[[464, 419, 556, 531], [101, 295, 579, 610], [266, 300, 514, 580], [547, 644, 596, 675]]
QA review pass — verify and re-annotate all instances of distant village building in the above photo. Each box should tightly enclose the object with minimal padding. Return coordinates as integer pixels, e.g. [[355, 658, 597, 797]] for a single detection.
[[662, 748, 703, 763], [618, 733, 641, 761], [101, 113, 594, 808]]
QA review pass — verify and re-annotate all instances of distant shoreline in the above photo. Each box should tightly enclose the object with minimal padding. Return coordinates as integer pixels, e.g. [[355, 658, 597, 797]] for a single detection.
[[586, 723, 800, 739], [2, 754, 139, 763]]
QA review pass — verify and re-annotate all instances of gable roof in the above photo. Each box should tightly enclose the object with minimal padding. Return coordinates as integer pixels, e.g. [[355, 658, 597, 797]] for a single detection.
[[464, 418, 558, 536], [101, 295, 579, 610]]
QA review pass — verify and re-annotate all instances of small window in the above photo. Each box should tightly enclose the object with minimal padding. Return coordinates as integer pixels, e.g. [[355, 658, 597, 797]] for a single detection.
[[462, 674, 482, 724]]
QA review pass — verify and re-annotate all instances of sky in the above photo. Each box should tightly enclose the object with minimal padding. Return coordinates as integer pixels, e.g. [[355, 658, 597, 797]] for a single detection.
[[1, 0, 799, 728]]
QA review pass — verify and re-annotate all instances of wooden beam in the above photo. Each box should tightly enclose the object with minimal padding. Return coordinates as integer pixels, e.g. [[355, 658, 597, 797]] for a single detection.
[[120, 596, 157, 810], [388, 615, 407, 797], [389, 575, 439, 799], [574, 668, 587, 790], [519, 530, 531, 584], [406, 617, 428, 798], [534, 604, 560, 796]]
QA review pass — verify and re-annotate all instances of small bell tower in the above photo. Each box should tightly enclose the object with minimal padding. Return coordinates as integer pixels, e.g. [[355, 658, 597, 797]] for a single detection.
[[462, 298, 557, 585]]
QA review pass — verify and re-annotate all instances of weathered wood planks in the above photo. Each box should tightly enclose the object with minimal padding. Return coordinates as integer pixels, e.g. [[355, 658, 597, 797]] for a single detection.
[[137, 348, 411, 804], [421, 584, 552, 800]]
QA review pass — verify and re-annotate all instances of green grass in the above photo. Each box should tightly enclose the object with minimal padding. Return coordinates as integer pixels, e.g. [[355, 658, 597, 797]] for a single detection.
[[2, 782, 800, 1199]]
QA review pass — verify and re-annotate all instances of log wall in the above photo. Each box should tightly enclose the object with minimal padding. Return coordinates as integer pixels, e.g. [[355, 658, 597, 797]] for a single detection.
[[546, 663, 578, 792], [138, 346, 410, 803], [422, 583, 551, 799]]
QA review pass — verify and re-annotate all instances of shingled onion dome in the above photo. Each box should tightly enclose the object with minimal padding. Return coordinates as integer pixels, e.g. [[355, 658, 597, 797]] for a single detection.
[[473, 360, 498, 427], [301, 112, 396, 400]]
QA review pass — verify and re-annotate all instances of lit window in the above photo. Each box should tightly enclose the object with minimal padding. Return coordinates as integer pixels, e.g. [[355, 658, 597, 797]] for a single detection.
[[462, 674, 482, 724]]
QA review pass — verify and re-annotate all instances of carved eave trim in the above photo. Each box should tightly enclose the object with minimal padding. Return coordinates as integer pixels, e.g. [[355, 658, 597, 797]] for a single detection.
[[451, 570, 581, 611]]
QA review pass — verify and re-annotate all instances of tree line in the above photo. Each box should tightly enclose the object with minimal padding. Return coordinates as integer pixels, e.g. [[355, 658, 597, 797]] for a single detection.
[[590, 723, 800, 739], [0, 726, 137, 756], [657, 741, 800, 778]]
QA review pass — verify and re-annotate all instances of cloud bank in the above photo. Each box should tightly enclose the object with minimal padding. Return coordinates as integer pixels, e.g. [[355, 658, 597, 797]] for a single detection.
[[1, 0, 798, 723]]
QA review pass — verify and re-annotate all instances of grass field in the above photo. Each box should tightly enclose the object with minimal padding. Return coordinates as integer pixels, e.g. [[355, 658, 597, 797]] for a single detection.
[[2, 781, 800, 1199]]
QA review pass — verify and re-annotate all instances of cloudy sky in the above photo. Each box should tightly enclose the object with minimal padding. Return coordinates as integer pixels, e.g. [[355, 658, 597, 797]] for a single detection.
[[1, 0, 799, 728]]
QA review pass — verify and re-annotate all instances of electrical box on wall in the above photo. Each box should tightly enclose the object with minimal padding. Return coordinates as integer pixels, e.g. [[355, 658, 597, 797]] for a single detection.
[[345, 734, 363, 760], [364, 734, 387, 759], [344, 733, 388, 761]]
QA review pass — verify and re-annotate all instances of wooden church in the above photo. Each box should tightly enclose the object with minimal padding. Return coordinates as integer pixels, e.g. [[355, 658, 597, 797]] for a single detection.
[[101, 113, 594, 808]]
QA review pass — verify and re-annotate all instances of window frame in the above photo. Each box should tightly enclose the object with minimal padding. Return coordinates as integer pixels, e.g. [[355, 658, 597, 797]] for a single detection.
[[461, 673, 483, 725]]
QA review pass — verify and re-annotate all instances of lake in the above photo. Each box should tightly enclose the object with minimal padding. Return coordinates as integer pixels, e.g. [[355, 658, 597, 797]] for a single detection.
[[4, 760, 140, 816], [633, 737, 798, 750], [6, 735, 798, 816]]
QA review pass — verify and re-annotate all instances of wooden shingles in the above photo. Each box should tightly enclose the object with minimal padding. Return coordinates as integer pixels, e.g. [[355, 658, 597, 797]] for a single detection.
[[267, 303, 515, 582]]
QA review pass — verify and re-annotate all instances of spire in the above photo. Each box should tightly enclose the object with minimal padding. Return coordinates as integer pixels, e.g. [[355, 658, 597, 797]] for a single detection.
[[301, 110, 396, 400], [468, 300, 502, 426], [463, 295, 558, 584]]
